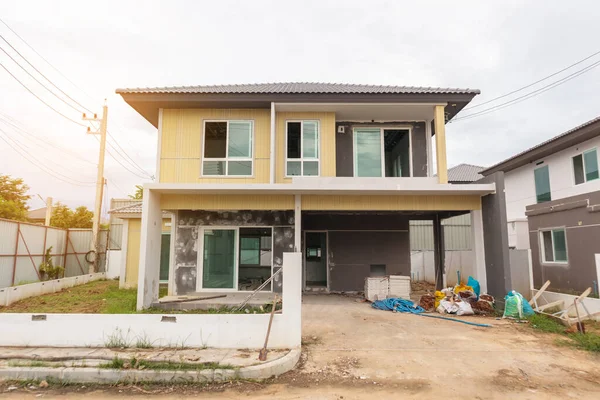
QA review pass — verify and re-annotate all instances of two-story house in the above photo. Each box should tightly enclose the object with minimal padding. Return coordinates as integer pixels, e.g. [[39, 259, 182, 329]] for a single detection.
[[116, 83, 508, 310], [482, 116, 600, 293]]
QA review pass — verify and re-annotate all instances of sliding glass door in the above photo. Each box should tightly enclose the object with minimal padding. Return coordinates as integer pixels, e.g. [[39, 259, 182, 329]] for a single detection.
[[200, 228, 237, 290], [354, 128, 383, 177]]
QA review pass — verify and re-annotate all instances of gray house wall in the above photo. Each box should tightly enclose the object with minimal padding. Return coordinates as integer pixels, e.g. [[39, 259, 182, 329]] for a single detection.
[[302, 213, 410, 291], [526, 190, 600, 293], [335, 122, 428, 178]]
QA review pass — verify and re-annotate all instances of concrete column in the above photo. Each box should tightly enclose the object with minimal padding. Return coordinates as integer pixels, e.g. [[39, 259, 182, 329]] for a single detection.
[[137, 188, 162, 310], [282, 252, 302, 347], [433, 215, 445, 290], [434, 105, 448, 184], [425, 119, 433, 177], [118, 219, 129, 289], [294, 195, 301, 252], [470, 210, 488, 294]]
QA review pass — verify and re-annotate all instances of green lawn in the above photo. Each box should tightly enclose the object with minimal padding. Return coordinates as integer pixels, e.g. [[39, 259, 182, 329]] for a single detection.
[[528, 313, 600, 352]]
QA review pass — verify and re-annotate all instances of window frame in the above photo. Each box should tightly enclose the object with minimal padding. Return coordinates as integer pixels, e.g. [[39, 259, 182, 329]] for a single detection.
[[284, 120, 321, 178], [533, 164, 551, 204], [200, 120, 254, 178], [352, 126, 413, 178], [571, 147, 599, 185], [539, 227, 568, 265]]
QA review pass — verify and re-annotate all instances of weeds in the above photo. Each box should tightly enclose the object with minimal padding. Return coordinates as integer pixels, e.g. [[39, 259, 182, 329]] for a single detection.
[[104, 328, 132, 348], [8, 361, 60, 368], [99, 356, 234, 371], [135, 333, 155, 349], [528, 313, 565, 334], [528, 313, 600, 353]]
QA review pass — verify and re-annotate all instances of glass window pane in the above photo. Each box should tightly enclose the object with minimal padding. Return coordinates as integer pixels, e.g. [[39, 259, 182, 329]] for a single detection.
[[203, 160, 225, 175], [542, 231, 554, 262], [303, 161, 319, 176], [553, 229, 568, 262], [534, 166, 551, 203], [302, 121, 319, 158], [584, 149, 599, 182], [355, 129, 382, 177], [202, 229, 236, 289], [287, 161, 301, 176], [573, 154, 585, 184], [228, 122, 252, 158], [287, 122, 301, 159], [240, 238, 260, 265], [260, 250, 272, 266], [204, 122, 227, 158], [228, 161, 252, 176]]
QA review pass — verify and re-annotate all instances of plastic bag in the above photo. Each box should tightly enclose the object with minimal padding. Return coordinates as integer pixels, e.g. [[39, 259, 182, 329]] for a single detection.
[[503, 291, 534, 319], [434, 291, 445, 309], [456, 301, 474, 316], [467, 276, 481, 298], [437, 300, 459, 314], [453, 284, 474, 295]]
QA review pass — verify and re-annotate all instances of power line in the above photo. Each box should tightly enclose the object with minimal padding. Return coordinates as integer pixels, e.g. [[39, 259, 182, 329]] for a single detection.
[[0, 17, 98, 109], [464, 49, 600, 111], [0, 127, 95, 186], [452, 59, 600, 123], [0, 35, 90, 113], [92, 135, 150, 179], [0, 61, 86, 127], [107, 131, 153, 178]]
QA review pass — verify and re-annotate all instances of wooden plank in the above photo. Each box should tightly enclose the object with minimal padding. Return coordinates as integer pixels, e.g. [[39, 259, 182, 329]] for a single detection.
[[529, 280, 551, 306], [158, 295, 227, 304], [536, 300, 564, 312]]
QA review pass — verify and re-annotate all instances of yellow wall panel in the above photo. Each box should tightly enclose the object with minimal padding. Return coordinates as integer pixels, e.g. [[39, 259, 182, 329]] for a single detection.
[[301, 195, 481, 211], [275, 112, 336, 183], [161, 194, 294, 210], [125, 218, 171, 288], [160, 109, 271, 183]]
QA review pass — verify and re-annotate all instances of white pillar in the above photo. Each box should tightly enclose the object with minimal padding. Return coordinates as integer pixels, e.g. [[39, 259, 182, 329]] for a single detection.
[[270, 102, 276, 184], [119, 219, 129, 289], [167, 211, 177, 296], [294, 194, 301, 252], [137, 188, 162, 310], [471, 210, 488, 294], [282, 252, 302, 347], [595, 254, 600, 294], [425, 119, 433, 177]]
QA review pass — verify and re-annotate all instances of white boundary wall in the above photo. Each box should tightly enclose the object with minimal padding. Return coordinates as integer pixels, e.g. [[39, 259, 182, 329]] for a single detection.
[[530, 289, 600, 321], [0, 253, 302, 349], [0, 273, 106, 306]]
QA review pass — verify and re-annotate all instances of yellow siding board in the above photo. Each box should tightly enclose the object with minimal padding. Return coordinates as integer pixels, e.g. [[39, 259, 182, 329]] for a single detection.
[[161, 194, 294, 210], [434, 105, 448, 184], [275, 112, 336, 183], [160, 109, 271, 183], [301, 195, 481, 211], [125, 218, 171, 288]]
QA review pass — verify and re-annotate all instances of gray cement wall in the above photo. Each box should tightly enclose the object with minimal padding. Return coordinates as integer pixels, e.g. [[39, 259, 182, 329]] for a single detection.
[[509, 249, 531, 296]]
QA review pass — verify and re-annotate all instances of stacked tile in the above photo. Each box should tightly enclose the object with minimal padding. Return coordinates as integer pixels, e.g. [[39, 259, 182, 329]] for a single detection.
[[364, 277, 389, 302], [388, 275, 411, 299]]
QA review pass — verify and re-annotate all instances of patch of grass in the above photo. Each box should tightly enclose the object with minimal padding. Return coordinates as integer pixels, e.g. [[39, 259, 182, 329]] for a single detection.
[[135, 333, 155, 349], [528, 313, 565, 334], [8, 361, 60, 368], [557, 333, 600, 352], [99, 356, 234, 371], [104, 328, 132, 348]]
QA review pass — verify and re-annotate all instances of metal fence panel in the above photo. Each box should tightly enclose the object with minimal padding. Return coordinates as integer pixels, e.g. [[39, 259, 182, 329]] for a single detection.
[[410, 214, 473, 251], [108, 223, 123, 250], [45, 228, 67, 269]]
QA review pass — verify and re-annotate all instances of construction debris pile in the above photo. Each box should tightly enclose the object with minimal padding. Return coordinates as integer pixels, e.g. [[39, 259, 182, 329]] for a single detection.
[[420, 276, 496, 316]]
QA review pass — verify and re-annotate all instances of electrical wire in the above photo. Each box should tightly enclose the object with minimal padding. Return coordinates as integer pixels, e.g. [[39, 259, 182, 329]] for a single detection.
[[0, 17, 98, 110], [91, 135, 150, 179], [452, 59, 600, 122], [464, 49, 600, 111], [0, 39, 87, 114], [0, 61, 86, 127], [107, 130, 153, 178]]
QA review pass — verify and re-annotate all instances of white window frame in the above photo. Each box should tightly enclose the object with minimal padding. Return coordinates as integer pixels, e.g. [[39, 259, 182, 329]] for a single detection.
[[285, 120, 321, 177], [539, 227, 568, 265], [571, 147, 598, 185], [533, 164, 551, 204], [352, 126, 413, 177], [201, 120, 254, 177]]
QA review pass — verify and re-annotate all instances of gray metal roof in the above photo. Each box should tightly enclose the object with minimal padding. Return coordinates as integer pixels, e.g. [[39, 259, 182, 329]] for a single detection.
[[447, 163, 485, 183], [108, 202, 143, 214], [116, 82, 480, 95], [482, 115, 600, 175]]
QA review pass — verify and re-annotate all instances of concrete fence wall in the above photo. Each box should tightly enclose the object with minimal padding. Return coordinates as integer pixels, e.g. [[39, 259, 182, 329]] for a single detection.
[[0, 252, 302, 349]]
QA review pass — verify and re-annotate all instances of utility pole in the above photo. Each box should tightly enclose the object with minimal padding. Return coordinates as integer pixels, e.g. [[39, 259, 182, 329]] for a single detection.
[[44, 197, 52, 226], [83, 101, 108, 273]]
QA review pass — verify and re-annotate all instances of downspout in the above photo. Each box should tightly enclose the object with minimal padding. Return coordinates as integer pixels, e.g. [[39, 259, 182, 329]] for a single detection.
[[270, 102, 276, 184]]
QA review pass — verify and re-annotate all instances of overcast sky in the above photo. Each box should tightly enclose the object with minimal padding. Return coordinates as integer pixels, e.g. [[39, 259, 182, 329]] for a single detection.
[[1, 0, 599, 213]]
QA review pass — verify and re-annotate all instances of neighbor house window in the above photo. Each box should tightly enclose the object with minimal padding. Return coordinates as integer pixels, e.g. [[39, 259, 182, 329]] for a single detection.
[[286, 121, 320, 176], [202, 121, 253, 176], [572, 148, 599, 185], [353, 128, 411, 177], [534, 165, 551, 203], [540, 228, 568, 263]]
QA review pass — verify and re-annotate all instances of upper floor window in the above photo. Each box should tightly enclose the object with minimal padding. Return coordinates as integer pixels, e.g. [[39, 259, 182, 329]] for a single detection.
[[202, 121, 253, 176], [353, 128, 411, 177], [540, 228, 568, 263], [534, 165, 551, 203], [286, 121, 319, 176], [572, 148, 599, 185]]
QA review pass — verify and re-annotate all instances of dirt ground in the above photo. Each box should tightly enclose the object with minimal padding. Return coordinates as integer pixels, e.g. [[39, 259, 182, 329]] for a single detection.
[[1, 294, 600, 399]]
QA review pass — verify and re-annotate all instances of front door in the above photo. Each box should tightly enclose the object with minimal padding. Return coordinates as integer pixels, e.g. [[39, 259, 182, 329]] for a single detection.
[[199, 228, 237, 290], [159, 234, 171, 282], [304, 231, 328, 289]]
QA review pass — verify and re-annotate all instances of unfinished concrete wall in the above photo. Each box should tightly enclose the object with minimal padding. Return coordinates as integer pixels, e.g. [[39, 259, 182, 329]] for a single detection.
[[303, 213, 409, 291], [475, 172, 511, 302], [335, 122, 428, 177], [509, 249, 531, 296], [174, 210, 294, 294]]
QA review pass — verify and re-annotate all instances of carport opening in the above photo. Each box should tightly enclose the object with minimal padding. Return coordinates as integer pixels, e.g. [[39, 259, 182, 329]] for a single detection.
[[305, 232, 327, 287]]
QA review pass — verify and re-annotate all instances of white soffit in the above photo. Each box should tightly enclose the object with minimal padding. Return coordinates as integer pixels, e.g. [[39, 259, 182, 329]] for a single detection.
[[275, 103, 442, 121]]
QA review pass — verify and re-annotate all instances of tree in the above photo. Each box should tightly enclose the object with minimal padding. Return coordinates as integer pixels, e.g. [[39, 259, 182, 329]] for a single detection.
[[0, 174, 30, 221], [129, 185, 143, 200], [50, 203, 93, 229]]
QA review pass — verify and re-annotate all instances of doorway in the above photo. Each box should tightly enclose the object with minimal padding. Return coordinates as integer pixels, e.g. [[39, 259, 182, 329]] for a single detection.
[[198, 227, 237, 290], [160, 233, 171, 283], [304, 231, 328, 289]]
